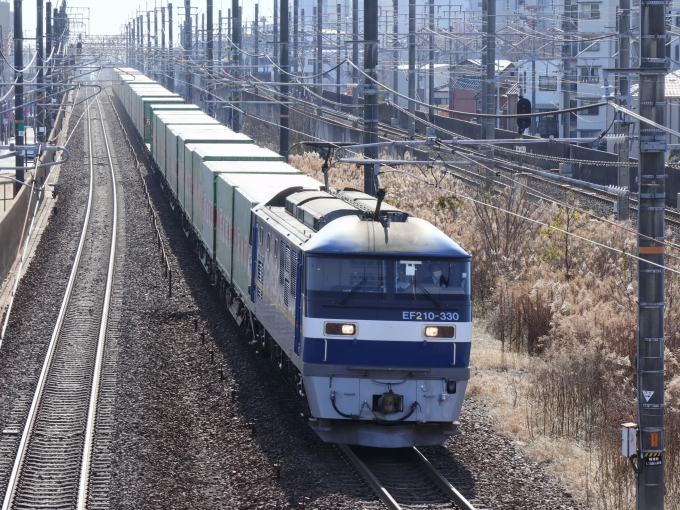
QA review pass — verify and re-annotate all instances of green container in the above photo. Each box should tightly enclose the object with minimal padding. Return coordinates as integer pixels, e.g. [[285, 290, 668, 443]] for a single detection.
[[171, 128, 253, 208], [151, 111, 219, 164], [215, 173, 321, 296], [183, 143, 284, 229], [199, 160, 302, 259]]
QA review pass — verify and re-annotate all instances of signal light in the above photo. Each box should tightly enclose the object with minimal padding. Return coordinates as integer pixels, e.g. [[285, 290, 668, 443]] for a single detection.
[[517, 97, 532, 133]]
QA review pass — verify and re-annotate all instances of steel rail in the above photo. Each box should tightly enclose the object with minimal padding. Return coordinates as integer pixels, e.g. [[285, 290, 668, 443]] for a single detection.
[[1, 95, 116, 510], [412, 447, 477, 510], [339, 444, 478, 510], [337, 444, 402, 510], [76, 94, 118, 509], [1, 98, 97, 510]]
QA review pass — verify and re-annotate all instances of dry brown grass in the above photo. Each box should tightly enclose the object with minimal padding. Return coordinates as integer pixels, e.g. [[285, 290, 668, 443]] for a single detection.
[[289, 152, 680, 510]]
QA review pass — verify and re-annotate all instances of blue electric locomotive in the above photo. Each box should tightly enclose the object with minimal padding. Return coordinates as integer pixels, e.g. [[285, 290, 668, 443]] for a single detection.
[[112, 67, 472, 448], [248, 189, 472, 448]]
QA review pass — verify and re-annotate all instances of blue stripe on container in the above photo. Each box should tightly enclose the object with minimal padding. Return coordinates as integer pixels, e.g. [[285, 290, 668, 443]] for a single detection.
[[302, 338, 471, 367]]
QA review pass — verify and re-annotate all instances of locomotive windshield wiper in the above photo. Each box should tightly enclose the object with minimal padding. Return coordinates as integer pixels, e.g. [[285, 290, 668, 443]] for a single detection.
[[340, 278, 367, 305], [414, 281, 441, 308]]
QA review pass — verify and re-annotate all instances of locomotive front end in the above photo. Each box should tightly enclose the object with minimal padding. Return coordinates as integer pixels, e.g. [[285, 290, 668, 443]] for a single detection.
[[301, 216, 472, 448]]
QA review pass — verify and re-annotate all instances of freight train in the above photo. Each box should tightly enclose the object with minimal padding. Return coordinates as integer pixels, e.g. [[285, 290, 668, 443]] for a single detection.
[[111, 67, 472, 448]]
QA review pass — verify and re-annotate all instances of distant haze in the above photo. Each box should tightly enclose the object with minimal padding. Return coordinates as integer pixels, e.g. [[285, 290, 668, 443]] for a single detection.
[[12, 1, 268, 39]]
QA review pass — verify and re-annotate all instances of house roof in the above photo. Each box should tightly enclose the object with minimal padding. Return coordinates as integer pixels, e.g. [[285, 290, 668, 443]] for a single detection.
[[630, 69, 680, 98], [450, 77, 483, 90]]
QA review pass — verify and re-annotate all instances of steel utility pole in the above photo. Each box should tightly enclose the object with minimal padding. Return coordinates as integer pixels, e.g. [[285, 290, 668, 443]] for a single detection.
[[407, 0, 415, 140], [561, 0, 573, 177], [37, 0, 44, 144], [351, 0, 358, 127], [616, 0, 631, 220], [315, 0, 321, 115], [428, 0, 434, 120], [232, 0, 241, 131], [169, 3, 174, 91], [481, 0, 495, 173], [363, 0, 378, 196], [207, 0, 214, 117], [161, 7, 166, 86], [46, 0, 51, 118], [253, 4, 259, 77], [184, 0, 191, 101], [273, 0, 278, 80], [293, 0, 298, 75], [635, 0, 667, 504], [279, 0, 289, 159], [392, 0, 398, 108], [13, 0, 24, 194], [154, 7, 158, 80], [336, 3, 341, 107]]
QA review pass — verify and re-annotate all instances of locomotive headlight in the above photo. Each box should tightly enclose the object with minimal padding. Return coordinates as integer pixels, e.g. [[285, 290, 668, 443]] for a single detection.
[[325, 322, 357, 336], [424, 325, 455, 338]]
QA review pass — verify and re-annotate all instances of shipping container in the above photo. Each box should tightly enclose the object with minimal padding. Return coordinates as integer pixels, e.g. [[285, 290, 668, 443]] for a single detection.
[[127, 90, 183, 143], [170, 127, 253, 207], [198, 160, 302, 259], [215, 173, 321, 297], [183, 143, 285, 230], [151, 111, 218, 163]]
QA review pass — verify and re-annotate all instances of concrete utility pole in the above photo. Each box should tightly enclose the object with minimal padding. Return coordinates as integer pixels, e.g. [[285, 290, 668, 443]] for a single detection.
[[279, 0, 289, 159], [407, 0, 415, 140], [131, 20, 135, 69], [13, 0, 24, 194], [363, 0, 378, 196], [481, 0, 495, 172], [635, 0, 667, 504], [37, 0, 44, 144], [428, 0, 434, 120], [168, 3, 174, 91], [616, 0, 631, 220]]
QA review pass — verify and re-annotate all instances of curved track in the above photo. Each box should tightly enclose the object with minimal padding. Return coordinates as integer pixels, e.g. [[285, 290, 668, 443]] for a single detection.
[[340, 444, 485, 510], [1, 95, 118, 510]]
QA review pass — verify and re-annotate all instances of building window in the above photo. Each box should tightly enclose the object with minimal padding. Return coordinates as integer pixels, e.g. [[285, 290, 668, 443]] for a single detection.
[[579, 3, 600, 19], [580, 100, 600, 115], [580, 130, 599, 138], [579, 41, 601, 52], [579, 67, 600, 84], [538, 75, 558, 91]]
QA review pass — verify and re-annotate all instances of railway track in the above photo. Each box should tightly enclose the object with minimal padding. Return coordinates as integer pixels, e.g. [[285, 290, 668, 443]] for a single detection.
[[339, 444, 485, 510], [1, 94, 118, 510], [322, 109, 680, 228]]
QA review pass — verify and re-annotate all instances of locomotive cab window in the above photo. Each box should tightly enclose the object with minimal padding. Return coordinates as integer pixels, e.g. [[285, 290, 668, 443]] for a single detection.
[[306, 256, 469, 307]]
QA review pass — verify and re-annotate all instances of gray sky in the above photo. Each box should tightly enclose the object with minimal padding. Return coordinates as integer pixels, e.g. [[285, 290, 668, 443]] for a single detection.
[[16, 1, 264, 39]]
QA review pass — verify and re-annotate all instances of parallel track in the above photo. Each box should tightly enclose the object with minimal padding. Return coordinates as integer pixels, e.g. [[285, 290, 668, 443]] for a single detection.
[[339, 444, 483, 510], [1, 95, 118, 510], [319, 108, 680, 228]]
